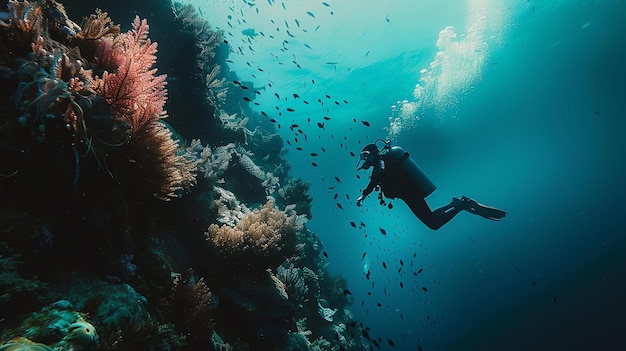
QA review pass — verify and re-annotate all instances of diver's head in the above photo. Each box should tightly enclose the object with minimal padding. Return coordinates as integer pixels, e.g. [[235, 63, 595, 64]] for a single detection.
[[356, 143, 380, 170]]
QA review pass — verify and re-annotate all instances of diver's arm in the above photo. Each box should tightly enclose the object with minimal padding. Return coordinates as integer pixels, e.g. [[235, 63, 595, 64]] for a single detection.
[[357, 175, 380, 206]]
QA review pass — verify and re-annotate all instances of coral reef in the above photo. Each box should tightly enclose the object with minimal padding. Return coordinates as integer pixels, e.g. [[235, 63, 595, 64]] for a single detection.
[[206, 197, 306, 270], [0, 1, 369, 350]]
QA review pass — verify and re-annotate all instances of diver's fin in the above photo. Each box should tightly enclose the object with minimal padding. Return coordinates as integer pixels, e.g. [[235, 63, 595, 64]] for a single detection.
[[461, 196, 507, 221]]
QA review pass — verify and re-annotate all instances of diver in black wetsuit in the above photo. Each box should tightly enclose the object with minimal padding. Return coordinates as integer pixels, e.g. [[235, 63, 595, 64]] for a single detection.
[[355, 139, 507, 230]]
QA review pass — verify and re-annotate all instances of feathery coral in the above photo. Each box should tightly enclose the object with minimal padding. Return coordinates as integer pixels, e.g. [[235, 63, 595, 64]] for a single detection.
[[161, 270, 214, 346], [96, 16, 167, 132], [92, 16, 195, 199]]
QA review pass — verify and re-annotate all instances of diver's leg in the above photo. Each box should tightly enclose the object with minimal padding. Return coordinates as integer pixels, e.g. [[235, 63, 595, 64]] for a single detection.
[[404, 197, 462, 230]]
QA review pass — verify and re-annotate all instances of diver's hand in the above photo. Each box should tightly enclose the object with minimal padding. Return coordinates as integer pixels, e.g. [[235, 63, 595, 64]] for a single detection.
[[356, 195, 364, 207]]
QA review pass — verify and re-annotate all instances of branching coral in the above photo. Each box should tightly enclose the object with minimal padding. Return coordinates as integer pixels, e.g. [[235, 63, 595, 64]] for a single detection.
[[171, 2, 226, 106], [188, 140, 277, 197], [1, 1, 43, 38], [269, 260, 310, 304], [206, 198, 305, 264], [277, 178, 313, 219], [76, 9, 120, 41], [212, 186, 250, 227], [160, 269, 214, 346]]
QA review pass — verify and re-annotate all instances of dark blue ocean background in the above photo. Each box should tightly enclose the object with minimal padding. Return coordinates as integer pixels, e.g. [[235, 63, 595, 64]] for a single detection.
[[185, 0, 626, 349]]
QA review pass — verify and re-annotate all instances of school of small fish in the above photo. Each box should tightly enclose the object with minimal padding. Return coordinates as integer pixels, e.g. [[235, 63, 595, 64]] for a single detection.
[[218, 2, 443, 349]]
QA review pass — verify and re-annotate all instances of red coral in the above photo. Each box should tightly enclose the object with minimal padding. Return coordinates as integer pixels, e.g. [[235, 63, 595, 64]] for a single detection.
[[96, 16, 167, 133]]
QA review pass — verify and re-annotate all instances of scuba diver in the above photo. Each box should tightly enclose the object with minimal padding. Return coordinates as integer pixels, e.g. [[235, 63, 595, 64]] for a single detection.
[[356, 139, 507, 230]]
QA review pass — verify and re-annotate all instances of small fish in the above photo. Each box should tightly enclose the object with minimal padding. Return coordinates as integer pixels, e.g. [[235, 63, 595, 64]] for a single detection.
[[243, 97, 251, 101], [334, 176, 341, 182], [275, 93, 280, 99], [269, 118, 277, 123], [307, 11, 315, 18], [388, 339, 396, 347], [361, 120, 371, 126], [351, 222, 357, 228], [379, 227, 386, 235], [399, 259, 404, 266], [343, 289, 352, 295], [322, 1, 331, 6], [317, 122, 325, 130], [344, 100, 349, 104], [296, 147, 303, 150], [286, 108, 295, 112], [382, 261, 387, 269], [311, 162, 318, 167], [421, 286, 428, 292], [417, 268, 423, 274], [326, 61, 338, 65], [310, 153, 318, 156], [323, 116, 331, 120], [304, 43, 312, 49], [399, 282, 404, 288], [325, 94, 331, 99], [323, 251, 328, 258], [261, 111, 267, 117], [336, 203, 343, 209], [361, 252, 366, 259], [293, 93, 300, 98]]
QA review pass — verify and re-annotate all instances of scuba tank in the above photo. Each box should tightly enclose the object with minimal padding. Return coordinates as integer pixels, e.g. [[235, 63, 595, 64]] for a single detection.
[[378, 140, 437, 199]]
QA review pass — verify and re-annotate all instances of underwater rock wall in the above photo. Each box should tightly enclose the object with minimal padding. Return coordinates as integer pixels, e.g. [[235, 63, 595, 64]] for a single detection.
[[0, 1, 368, 350]]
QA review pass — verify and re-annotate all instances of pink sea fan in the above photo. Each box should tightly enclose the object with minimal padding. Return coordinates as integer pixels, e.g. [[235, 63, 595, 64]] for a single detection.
[[96, 16, 167, 133]]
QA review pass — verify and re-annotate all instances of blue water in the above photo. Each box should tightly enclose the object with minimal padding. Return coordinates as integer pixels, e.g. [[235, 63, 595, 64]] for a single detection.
[[184, 0, 626, 349]]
